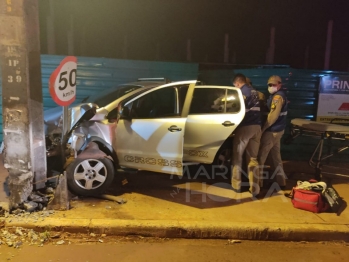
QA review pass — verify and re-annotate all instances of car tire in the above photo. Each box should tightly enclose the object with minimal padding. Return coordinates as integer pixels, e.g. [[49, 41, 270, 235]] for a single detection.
[[66, 157, 115, 196], [213, 142, 232, 171]]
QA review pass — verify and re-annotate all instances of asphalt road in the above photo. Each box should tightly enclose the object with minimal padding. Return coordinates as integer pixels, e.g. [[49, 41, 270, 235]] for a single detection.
[[1, 237, 349, 262]]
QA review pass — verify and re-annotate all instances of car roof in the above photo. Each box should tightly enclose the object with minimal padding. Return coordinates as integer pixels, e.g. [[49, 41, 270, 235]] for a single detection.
[[84, 80, 166, 107], [101, 80, 197, 113], [118, 80, 167, 88]]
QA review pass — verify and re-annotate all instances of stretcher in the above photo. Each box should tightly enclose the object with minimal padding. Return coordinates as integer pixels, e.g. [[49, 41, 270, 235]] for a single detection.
[[288, 118, 349, 180]]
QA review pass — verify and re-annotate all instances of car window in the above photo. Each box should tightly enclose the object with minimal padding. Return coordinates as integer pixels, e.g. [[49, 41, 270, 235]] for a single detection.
[[127, 86, 178, 119], [189, 88, 240, 114], [87, 85, 142, 107], [225, 89, 241, 113]]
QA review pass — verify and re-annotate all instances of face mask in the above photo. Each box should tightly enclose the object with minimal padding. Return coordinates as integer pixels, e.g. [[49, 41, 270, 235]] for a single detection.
[[268, 86, 278, 94]]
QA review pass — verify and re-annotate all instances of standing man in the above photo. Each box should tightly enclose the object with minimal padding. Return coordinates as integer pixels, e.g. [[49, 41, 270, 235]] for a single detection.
[[258, 75, 288, 190], [231, 74, 261, 197]]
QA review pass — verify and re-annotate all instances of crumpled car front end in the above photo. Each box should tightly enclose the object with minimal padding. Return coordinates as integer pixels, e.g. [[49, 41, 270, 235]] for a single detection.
[[44, 103, 100, 168]]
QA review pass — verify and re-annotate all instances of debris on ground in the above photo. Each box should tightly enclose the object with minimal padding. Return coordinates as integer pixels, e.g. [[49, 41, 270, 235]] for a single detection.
[[4, 189, 55, 215], [50, 233, 61, 239], [228, 239, 242, 244], [0, 208, 55, 224], [0, 227, 49, 248], [56, 240, 65, 245], [99, 194, 127, 204]]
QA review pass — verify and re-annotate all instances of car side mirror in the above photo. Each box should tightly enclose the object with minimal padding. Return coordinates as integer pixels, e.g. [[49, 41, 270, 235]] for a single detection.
[[120, 106, 131, 120], [106, 107, 118, 123]]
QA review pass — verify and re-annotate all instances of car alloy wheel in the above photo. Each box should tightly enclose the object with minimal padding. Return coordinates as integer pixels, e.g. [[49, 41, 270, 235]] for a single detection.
[[66, 157, 114, 196]]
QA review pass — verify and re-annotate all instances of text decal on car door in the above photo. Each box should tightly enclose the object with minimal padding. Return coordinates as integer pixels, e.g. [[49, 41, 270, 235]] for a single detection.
[[124, 156, 182, 168], [184, 150, 209, 158]]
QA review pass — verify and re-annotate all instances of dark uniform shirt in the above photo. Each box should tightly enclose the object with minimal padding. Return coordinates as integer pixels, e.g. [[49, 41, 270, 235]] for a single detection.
[[265, 90, 288, 132], [239, 84, 261, 127]]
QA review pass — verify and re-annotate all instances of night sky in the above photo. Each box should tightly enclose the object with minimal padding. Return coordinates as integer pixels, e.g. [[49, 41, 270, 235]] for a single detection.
[[38, 0, 349, 71]]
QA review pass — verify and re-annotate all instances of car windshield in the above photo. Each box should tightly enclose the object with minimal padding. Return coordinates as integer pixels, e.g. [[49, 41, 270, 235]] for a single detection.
[[84, 85, 142, 107]]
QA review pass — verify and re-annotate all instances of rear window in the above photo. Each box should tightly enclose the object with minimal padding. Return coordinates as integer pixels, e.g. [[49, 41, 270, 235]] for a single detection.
[[189, 88, 241, 114]]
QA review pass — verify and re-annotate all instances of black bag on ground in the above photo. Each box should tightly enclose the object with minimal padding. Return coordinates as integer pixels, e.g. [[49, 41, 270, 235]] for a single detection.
[[322, 186, 344, 215]]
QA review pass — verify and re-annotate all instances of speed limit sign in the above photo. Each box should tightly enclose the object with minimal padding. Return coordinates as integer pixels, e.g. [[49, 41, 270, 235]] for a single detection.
[[49, 56, 77, 106]]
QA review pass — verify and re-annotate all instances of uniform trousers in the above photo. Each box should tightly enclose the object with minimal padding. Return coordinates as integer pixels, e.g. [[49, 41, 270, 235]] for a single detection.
[[231, 124, 261, 194], [258, 130, 286, 187]]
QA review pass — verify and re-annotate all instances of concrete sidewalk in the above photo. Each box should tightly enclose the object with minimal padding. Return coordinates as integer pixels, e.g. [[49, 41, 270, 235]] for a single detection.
[[1, 156, 349, 242]]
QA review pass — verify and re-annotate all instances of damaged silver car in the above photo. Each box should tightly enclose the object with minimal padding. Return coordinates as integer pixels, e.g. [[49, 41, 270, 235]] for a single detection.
[[45, 80, 245, 196]]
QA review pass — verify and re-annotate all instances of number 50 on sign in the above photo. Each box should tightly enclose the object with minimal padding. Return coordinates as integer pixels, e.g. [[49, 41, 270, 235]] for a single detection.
[[49, 56, 77, 106]]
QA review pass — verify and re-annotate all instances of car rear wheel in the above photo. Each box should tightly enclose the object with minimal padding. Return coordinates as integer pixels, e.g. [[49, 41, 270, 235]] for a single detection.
[[215, 147, 231, 170], [213, 139, 232, 171], [66, 157, 115, 196]]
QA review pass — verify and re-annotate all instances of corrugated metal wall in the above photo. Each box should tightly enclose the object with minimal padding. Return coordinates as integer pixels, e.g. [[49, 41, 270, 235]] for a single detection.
[[39, 55, 199, 111], [199, 65, 349, 162], [0, 55, 199, 140], [281, 68, 349, 162]]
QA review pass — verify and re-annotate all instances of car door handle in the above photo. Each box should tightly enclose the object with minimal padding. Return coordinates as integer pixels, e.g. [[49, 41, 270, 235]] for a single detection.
[[222, 121, 235, 127], [168, 125, 182, 132]]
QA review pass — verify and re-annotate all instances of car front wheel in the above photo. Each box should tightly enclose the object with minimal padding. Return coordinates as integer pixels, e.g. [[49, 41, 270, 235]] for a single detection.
[[66, 157, 115, 196]]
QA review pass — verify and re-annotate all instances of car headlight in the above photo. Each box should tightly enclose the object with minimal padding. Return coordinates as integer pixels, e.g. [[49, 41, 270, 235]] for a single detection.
[[71, 131, 86, 157]]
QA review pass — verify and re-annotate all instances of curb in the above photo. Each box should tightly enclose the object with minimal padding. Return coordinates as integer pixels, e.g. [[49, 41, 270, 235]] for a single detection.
[[3, 218, 349, 242]]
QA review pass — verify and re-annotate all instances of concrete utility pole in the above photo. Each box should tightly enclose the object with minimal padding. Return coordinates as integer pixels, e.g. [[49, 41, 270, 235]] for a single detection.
[[122, 36, 128, 59], [67, 14, 74, 55], [186, 38, 191, 62], [304, 45, 309, 69], [223, 33, 229, 63], [155, 42, 160, 60], [46, 0, 56, 54], [231, 51, 236, 64], [324, 20, 333, 70], [266, 26, 275, 64], [0, 0, 46, 209], [80, 26, 87, 56]]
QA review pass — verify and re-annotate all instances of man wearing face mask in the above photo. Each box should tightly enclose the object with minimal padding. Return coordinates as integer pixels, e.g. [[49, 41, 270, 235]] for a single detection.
[[231, 74, 261, 197], [258, 75, 288, 190]]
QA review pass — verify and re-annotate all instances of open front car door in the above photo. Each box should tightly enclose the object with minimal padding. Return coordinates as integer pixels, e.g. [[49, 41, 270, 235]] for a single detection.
[[115, 81, 196, 175]]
